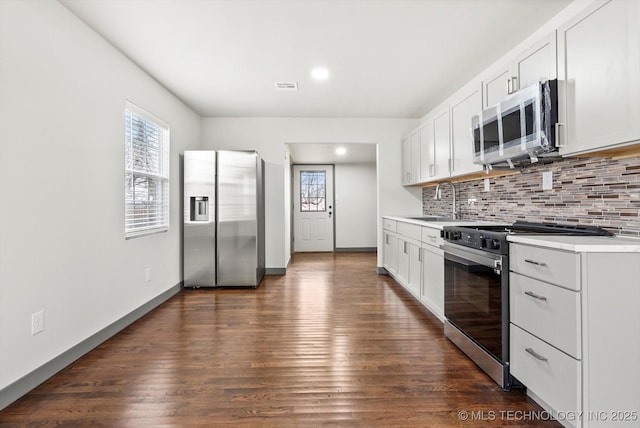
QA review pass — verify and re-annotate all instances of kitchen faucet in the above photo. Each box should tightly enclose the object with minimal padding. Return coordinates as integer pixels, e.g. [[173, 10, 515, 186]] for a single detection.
[[434, 181, 457, 219]]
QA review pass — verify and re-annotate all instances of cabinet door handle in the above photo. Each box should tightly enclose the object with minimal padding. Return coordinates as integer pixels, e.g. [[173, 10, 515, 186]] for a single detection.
[[418, 250, 422, 262], [385, 234, 389, 245], [507, 78, 512, 95], [404, 242, 408, 254], [524, 259, 547, 267], [525, 347, 548, 362], [524, 291, 548, 301], [511, 76, 518, 92]]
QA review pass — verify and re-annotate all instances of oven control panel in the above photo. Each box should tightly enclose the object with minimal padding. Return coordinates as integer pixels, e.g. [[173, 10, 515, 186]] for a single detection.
[[442, 228, 506, 254]]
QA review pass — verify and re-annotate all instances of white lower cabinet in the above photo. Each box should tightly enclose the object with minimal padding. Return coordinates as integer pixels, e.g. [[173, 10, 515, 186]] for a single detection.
[[382, 231, 398, 275], [407, 242, 421, 297], [396, 237, 410, 285], [510, 272, 581, 359], [381, 217, 444, 321], [509, 241, 640, 428], [510, 324, 581, 414], [420, 244, 444, 320], [396, 237, 421, 298]]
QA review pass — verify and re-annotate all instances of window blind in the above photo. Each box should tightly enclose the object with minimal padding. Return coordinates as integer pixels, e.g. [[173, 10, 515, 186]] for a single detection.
[[124, 102, 170, 238]]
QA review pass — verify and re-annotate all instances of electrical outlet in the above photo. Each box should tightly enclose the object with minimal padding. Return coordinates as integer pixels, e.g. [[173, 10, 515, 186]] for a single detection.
[[542, 171, 553, 190], [145, 268, 152, 283], [32, 310, 44, 336], [483, 178, 490, 192]]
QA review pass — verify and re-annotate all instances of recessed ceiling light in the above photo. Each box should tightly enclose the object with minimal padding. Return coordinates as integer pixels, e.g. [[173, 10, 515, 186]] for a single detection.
[[335, 147, 346, 155], [311, 67, 330, 80]]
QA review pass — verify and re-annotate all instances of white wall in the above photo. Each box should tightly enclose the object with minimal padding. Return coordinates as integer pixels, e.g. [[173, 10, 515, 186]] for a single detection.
[[335, 162, 377, 248], [200, 118, 422, 268], [0, 0, 200, 390]]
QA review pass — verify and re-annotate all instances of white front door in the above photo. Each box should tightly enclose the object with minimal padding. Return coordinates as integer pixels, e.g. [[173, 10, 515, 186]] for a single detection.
[[293, 165, 334, 252]]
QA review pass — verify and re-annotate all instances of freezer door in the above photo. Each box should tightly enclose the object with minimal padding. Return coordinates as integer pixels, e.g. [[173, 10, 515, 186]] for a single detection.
[[183, 151, 216, 287], [217, 151, 259, 286]]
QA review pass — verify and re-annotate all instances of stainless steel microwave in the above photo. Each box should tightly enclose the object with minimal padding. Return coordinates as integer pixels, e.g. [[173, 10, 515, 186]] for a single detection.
[[472, 79, 557, 166]]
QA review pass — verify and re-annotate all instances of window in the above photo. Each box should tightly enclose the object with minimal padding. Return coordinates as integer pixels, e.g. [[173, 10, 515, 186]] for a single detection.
[[300, 170, 326, 212], [124, 102, 170, 238]]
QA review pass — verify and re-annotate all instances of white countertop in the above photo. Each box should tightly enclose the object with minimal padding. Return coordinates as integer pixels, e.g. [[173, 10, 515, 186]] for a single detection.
[[506, 234, 640, 253], [383, 215, 506, 230]]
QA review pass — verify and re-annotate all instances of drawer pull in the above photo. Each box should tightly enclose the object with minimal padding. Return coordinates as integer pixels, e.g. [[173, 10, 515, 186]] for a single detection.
[[524, 291, 548, 301], [525, 347, 548, 362], [524, 258, 547, 267]]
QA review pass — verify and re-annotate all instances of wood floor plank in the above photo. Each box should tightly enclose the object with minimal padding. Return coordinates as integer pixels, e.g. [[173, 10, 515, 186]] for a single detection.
[[0, 252, 562, 427]]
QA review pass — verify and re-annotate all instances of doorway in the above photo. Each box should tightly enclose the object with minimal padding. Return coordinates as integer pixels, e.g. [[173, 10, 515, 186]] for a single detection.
[[292, 165, 334, 252], [287, 142, 378, 257]]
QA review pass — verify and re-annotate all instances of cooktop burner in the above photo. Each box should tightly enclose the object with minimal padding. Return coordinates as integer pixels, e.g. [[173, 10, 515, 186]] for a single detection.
[[442, 221, 613, 254]]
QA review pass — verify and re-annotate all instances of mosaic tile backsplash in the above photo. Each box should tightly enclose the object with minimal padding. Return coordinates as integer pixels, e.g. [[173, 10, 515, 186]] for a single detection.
[[422, 155, 640, 236]]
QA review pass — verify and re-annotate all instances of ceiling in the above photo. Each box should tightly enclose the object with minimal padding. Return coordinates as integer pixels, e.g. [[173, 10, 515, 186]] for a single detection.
[[59, 0, 572, 119], [288, 143, 376, 164]]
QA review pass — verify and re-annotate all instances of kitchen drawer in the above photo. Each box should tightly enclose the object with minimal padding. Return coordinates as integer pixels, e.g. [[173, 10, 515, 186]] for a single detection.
[[511, 324, 581, 416], [510, 272, 581, 359], [383, 218, 397, 232], [510, 244, 580, 291], [421, 226, 442, 248], [397, 221, 421, 240]]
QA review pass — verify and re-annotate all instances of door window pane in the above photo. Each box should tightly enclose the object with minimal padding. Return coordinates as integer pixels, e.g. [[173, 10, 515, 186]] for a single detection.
[[300, 171, 326, 212]]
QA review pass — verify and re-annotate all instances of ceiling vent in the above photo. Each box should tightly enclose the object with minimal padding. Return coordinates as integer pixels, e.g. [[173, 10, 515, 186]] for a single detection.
[[275, 82, 298, 91]]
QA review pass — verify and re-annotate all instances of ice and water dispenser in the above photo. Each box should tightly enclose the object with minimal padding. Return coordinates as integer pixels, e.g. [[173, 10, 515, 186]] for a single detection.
[[190, 196, 209, 221]]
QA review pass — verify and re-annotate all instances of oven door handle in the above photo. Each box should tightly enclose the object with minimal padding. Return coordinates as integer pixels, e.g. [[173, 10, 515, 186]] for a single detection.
[[443, 243, 503, 271], [446, 255, 495, 274]]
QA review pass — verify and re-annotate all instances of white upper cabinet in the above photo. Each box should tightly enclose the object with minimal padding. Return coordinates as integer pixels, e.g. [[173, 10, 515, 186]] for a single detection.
[[450, 82, 483, 177], [416, 108, 450, 184], [432, 108, 451, 181], [483, 67, 511, 109], [419, 121, 434, 182], [515, 31, 557, 90], [401, 136, 412, 185], [557, 0, 640, 156], [402, 131, 421, 185], [483, 31, 557, 108], [400, 0, 640, 186], [410, 130, 421, 184]]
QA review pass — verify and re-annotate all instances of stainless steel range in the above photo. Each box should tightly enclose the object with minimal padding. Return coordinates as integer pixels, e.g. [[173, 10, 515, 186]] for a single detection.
[[441, 221, 613, 390]]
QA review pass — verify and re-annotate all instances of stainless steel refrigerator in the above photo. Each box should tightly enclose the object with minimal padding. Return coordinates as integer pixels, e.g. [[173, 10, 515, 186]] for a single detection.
[[183, 150, 265, 288]]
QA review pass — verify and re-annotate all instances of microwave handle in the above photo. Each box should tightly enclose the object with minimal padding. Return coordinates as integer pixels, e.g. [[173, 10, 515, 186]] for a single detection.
[[554, 122, 565, 148]]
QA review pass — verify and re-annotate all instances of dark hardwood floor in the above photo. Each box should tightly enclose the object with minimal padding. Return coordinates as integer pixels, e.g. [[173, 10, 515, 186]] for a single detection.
[[0, 253, 561, 427]]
